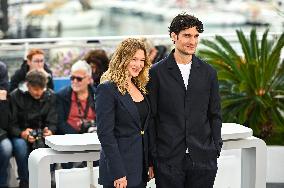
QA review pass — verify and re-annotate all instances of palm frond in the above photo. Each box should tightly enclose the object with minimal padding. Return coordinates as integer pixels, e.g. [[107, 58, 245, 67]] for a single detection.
[[250, 28, 260, 61], [237, 30, 252, 63]]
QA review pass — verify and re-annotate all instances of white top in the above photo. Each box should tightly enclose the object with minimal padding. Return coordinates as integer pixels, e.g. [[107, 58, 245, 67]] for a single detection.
[[177, 62, 192, 89]]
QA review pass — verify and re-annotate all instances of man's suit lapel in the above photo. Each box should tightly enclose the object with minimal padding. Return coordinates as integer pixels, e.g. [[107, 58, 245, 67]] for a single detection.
[[186, 55, 201, 93], [166, 52, 186, 90]]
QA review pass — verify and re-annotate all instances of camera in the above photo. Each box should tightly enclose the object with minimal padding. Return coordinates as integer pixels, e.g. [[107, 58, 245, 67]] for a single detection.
[[29, 128, 46, 150], [79, 119, 97, 133]]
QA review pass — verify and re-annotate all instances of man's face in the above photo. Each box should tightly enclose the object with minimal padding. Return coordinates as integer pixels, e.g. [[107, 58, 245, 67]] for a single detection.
[[27, 54, 45, 71], [171, 26, 200, 56], [70, 70, 91, 93], [27, 84, 45, 100]]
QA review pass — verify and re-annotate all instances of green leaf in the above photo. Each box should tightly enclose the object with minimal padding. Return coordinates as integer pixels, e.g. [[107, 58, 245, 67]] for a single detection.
[[237, 30, 252, 63], [250, 28, 260, 61]]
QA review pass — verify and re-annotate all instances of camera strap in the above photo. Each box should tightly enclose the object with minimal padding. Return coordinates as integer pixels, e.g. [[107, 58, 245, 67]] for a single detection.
[[75, 92, 90, 120]]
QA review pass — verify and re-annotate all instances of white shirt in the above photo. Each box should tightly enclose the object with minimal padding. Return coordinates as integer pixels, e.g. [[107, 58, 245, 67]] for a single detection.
[[177, 62, 192, 89]]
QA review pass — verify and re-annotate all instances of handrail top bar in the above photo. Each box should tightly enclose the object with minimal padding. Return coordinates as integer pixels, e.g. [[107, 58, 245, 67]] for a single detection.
[[0, 32, 281, 44], [0, 35, 167, 44]]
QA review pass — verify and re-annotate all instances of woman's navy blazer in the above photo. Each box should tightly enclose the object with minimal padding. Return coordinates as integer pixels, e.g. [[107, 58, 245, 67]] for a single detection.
[[95, 81, 151, 187]]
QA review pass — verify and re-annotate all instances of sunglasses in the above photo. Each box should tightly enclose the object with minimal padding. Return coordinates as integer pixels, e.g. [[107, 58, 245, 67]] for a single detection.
[[70, 76, 86, 82]]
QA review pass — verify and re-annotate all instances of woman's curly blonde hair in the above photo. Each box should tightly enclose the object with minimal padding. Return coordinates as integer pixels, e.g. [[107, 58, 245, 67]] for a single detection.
[[100, 38, 151, 95]]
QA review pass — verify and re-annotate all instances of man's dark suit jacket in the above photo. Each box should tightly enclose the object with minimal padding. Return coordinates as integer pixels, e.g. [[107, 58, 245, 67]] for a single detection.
[[148, 50, 222, 166], [95, 81, 151, 186]]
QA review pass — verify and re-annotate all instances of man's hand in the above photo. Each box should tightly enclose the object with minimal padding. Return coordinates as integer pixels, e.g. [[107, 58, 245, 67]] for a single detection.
[[43, 127, 53, 137], [114, 176, 127, 188], [21, 128, 35, 143], [0, 90, 7, 100], [148, 166, 154, 180]]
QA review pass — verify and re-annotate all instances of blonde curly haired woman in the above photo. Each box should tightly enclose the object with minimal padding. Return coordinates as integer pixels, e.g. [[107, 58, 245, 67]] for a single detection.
[[96, 38, 154, 188]]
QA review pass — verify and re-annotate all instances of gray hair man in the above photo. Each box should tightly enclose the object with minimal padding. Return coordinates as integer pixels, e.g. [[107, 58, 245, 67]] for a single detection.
[[56, 60, 96, 135]]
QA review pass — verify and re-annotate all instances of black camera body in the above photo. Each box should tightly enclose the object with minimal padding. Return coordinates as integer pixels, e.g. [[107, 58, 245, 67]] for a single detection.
[[29, 128, 45, 150], [79, 119, 97, 133]]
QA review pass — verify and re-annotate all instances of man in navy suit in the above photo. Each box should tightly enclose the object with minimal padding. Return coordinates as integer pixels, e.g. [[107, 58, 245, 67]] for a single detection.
[[148, 13, 222, 188]]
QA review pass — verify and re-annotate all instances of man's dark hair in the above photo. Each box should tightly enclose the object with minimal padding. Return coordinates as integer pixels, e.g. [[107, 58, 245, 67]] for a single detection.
[[169, 13, 204, 36], [25, 70, 47, 88]]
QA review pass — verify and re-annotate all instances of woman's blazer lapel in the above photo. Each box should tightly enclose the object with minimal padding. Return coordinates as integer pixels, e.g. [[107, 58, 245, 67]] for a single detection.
[[116, 91, 141, 128], [111, 83, 151, 130], [143, 96, 151, 131]]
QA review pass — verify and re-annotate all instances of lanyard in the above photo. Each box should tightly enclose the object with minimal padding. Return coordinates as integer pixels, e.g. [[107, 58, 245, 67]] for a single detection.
[[75, 92, 90, 120]]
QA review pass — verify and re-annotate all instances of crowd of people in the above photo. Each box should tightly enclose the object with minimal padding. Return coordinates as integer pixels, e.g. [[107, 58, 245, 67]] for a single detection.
[[0, 13, 222, 188], [0, 46, 112, 188]]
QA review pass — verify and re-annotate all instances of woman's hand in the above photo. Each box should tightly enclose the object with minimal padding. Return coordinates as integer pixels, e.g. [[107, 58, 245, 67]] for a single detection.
[[148, 166, 154, 180], [114, 176, 127, 188]]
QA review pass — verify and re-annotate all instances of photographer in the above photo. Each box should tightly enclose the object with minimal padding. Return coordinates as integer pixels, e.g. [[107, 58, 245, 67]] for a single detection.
[[9, 70, 57, 188], [56, 60, 96, 135]]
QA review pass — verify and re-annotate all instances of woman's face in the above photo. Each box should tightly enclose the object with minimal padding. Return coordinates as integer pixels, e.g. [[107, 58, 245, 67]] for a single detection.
[[27, 54, 45, 71], [127, 49, 145, 78]]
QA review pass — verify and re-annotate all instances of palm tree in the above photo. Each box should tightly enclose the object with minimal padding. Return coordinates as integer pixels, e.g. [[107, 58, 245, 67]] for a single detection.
[[198, 29, 284, 144]]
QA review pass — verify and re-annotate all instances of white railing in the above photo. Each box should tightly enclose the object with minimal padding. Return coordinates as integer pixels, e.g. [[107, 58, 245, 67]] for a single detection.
[[0, 32, 281, 51]]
